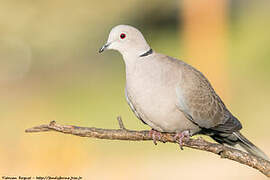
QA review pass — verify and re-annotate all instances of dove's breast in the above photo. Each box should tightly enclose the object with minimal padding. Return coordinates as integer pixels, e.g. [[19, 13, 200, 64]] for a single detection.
[[125, 54, 200, 133]]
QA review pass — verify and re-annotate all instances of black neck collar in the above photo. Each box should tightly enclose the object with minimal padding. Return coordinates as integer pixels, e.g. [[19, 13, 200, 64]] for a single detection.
[[139, 49, 153, 57]]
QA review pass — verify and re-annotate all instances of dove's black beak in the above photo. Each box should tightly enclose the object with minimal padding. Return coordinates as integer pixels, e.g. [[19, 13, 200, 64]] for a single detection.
[[99, 43, 110, 53]]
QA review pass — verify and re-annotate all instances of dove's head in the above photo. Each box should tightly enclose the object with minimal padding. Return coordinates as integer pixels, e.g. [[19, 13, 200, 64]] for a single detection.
[[99, 25, 151, 58]]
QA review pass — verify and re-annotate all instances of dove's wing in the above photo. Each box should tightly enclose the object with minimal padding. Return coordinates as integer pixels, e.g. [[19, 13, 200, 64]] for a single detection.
[[166, 56, 242, 133]]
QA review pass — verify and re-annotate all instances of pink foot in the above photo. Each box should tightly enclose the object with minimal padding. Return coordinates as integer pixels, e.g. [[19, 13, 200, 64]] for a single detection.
[[149, 129, 162, 145], [174, 130, 190, 150]]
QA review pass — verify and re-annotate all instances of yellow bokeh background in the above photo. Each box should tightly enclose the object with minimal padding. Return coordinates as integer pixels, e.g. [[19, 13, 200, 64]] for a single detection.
[[0, 0, 269, 179]]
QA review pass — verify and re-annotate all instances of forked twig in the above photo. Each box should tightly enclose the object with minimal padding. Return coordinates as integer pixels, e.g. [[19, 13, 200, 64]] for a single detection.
[[25, 117, 270, 177]]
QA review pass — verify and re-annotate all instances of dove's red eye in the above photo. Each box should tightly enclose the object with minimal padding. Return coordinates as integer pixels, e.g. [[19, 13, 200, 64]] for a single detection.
[[120, 33, 126, 39]]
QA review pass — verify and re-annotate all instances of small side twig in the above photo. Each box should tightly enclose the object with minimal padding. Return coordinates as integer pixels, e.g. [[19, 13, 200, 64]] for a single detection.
[[25, 118, 270, 177], [117, 116, 126, 130]]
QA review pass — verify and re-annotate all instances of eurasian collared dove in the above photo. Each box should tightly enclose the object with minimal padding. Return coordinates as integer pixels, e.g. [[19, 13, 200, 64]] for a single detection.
[[99, 25, 269, 160]]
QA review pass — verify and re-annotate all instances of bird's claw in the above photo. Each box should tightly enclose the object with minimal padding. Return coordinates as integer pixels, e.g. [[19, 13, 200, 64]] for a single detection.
[[174, 130, 190, 150], [149, 129, 162, 145]]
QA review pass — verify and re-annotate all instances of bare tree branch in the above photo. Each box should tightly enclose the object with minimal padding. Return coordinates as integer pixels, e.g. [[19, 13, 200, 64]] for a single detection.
[[25, 117, 270, 177]]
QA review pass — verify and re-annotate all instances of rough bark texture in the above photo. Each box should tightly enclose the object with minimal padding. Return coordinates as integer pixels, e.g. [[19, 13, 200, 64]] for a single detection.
[[25, 117, 270, 177]]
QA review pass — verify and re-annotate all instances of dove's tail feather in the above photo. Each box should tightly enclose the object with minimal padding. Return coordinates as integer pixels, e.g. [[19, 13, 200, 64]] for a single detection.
[[210, 131, 269, 161]]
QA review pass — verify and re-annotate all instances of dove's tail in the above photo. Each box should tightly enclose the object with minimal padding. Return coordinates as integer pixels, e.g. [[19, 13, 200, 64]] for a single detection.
[[210, 131, 269, 161]]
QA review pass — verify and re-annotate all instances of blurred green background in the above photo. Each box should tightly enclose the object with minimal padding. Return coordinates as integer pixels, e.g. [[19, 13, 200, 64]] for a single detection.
[[0, 0, 269, 179]]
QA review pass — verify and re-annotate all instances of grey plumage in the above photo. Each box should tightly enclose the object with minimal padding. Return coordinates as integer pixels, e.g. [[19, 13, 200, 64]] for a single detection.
[[99, 25, 269, 161]]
